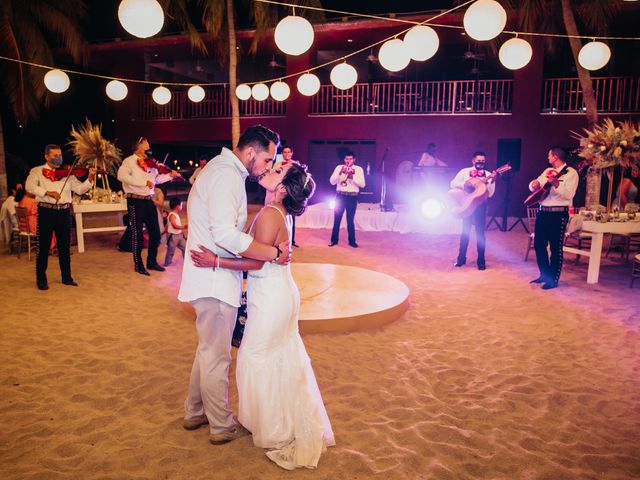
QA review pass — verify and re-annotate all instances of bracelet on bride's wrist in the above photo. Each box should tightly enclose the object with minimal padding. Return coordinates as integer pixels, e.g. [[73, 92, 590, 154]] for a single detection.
[[271, 245, 282, 263]]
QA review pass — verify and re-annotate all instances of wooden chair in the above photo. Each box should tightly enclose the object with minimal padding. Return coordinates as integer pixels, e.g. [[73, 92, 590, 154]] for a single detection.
[[606, 233, 640, 263], [631, 253, 640, 288], [15, 207, 38, 261], [524, 207, 537, 261]]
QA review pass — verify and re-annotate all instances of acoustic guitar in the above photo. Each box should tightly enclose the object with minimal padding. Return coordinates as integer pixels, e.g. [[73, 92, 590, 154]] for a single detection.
[[523, 165, 569, 207], [448, 164, 512, 218]]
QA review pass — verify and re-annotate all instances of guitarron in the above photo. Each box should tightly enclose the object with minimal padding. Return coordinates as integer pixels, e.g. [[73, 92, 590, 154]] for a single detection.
[[448, 164, 512, 218]]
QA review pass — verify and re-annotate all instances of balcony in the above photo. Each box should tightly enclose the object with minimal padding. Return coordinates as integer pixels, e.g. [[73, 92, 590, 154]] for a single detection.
[[542, 77, 640, 114]]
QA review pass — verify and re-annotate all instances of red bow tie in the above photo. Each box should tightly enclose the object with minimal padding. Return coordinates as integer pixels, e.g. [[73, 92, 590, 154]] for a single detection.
[[470, 169, 486, 178], [43, 169, 58, 181], [137, 159, 149, 173]]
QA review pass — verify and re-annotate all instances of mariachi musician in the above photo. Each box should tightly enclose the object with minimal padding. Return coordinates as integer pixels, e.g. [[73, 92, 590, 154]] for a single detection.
[[117, 137, 180, 275], [450, 151, 496, 270], [329, 150, 365, 248], [26, 144, 96, 290]]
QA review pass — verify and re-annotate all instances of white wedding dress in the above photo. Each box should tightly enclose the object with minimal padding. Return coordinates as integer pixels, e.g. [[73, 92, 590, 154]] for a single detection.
[[236, 206, 335, 470]]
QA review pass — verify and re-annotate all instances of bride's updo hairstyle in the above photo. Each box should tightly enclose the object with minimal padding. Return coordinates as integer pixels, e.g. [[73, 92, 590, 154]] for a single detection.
[[281, 162, 316, 216]]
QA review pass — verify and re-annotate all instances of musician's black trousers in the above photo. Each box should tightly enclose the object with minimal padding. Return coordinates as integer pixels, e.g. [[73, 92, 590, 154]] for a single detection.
[[36, 206, 72, 284], [331, 193, 357, 245], [127, 197, 161, 271], [534, 210, 569, 285], [457, 202, 487, 266]]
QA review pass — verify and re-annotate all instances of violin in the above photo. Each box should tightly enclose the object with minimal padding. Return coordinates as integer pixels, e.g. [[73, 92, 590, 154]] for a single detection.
[[144, 157, 183, 179], [54, 167, 105, 180]]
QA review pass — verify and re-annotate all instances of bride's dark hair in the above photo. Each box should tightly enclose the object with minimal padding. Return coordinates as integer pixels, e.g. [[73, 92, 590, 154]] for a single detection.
[[281, 162, 316, 216]]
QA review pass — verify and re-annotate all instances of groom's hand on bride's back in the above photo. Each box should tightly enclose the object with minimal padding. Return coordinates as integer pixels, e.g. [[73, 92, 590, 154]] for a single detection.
[[274, 240, 292, 266]]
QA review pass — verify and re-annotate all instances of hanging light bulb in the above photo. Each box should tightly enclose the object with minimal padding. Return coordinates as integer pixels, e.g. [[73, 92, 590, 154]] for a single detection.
[[44, 69, 70, 93], [105, 80, 128, 101], [152, 86, 171, 105], [297, 73, 321, 96], [235, 84, 252, 100], [578, 41, 611, 71], [251, 83, 269, 101], [498, 37, 533, 70], [403, 25, 440, 61], [270, 81, 290, 101], [463, 0, 507, 41], [378, 39, 411, 72], [274, 16, 314, 56], [118, 0, 164, 39], [330, 63, 358, 90], [187, 85, 205, 102]]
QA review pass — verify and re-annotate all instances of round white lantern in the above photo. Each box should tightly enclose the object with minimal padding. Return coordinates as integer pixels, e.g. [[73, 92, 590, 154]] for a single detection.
[[274, 16, 314, 56], [578, 41, 611, 71], [152, 86, 171, 105], [378, 39, 411, 72], [297, 73, 321, 96], [330, 63, 358, 90], [463, 0, 507, 41], [105, 80, 128, 101], [498, 37, 533, 70], [44, 69, 70, 93], [235, 84, 252, 100], [118, 0, 164, 39], [270, 81, 290, 101], [403, 25, 440, 61], [251, 83, 269, 101], [187, 85, 205, 102]]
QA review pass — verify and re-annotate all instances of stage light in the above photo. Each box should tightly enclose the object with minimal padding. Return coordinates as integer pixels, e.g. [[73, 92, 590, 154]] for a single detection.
[[297, 73, 321, 96], [251, 83, 269, 101], [187, 85, 205, 102], [498, 37, 533, 70], [105, 80, 128, 101], [330, 63, 357, 90], [403, 26, 439, 61], [152, 86, 171, 105], [378, 39, 411, 72], [328, 198, 336, 210], [44, 69, 70, 93], [270, 81, 291, 101], [118, 0, 164, 39], [235, 84, 252, 100], [463, 0, 507, 41], [274, 16, 314, 56], [421, 199, 443, 219], [578, 41, 611, 71]]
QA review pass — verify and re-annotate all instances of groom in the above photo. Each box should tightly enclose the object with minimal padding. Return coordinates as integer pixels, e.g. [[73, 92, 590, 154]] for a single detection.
[[178, 125, 291, 445]]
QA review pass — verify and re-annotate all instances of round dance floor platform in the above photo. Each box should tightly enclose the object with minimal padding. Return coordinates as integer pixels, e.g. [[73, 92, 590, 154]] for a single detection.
[[292, 263, 410, 334]]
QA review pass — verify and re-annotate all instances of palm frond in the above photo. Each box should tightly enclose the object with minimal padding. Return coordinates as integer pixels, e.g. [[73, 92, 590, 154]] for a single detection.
[[575, 0, 619, 35], [162, 0, 208, 54], [68, 120, 122, 176]]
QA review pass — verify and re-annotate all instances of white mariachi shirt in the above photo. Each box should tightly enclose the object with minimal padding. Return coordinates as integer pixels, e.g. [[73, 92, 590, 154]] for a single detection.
[[528, 163, 579, 207], [329, 164, 366, 194], [117, 154, 174, 197], [450, 167, 496, 198], [26, 165, 93, 204]]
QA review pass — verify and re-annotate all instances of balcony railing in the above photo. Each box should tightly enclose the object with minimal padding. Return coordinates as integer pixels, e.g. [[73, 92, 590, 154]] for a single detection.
[[542, 77, 640, 113], [310, 80, 513, 115], [136, 86, 286, 120]]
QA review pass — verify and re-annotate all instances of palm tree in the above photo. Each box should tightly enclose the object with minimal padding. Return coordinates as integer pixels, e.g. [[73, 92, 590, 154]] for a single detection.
[[0, 0, 87, 198]]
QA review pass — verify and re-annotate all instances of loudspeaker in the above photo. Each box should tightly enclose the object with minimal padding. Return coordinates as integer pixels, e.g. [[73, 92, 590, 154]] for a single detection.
[[497, 138, 521, 172]]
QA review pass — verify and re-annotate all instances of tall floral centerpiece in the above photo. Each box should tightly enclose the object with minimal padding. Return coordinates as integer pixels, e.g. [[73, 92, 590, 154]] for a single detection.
[[573, 119, 640, 211], [68, 120, 122, 202]]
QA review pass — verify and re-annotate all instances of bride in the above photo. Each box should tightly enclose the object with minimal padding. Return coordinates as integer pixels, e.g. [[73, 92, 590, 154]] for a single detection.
[[191, 160, 335, 470]]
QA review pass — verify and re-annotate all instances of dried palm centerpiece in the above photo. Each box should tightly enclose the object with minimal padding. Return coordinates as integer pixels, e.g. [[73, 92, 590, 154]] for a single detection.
[[68, 120, 122, 202]]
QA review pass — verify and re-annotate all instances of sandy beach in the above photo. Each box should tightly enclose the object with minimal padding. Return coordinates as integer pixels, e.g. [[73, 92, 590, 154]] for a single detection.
[[1, 226, 639, 480]]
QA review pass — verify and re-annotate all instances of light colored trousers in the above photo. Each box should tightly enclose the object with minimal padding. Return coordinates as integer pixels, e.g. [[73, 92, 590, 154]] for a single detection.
[[184, 297, 237, 434]]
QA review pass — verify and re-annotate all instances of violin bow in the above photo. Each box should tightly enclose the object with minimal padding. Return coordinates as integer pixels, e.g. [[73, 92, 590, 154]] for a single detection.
[[55, 154, 82, 205]]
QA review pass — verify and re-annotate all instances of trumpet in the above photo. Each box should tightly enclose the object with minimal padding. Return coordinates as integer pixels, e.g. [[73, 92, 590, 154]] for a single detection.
[[339, 166, 355, 186]]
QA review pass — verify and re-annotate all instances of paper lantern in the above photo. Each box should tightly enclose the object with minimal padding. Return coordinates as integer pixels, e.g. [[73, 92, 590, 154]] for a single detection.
[[403, 26, 440, 61], [378, 39, 411, 72], [187, 85, 205, 102], [235, 84, 252, 100], [463, 0, 507, 41], [274, 16, 314, 56], [498, 38, 533, 70], [330, 63, 358, 90], [578, 41, 611, 71], [105, 80, 128, 101], [44, 69, 70, 93], [297, 73, 321, 96], [118, 0, 164, 39], [270, 81, 290, 101], [152, 86, 171, 105], [251, 83, 269, 101]]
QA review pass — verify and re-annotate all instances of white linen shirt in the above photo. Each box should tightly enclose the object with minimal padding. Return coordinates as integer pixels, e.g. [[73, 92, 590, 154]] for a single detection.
[[178, 148, 254, 307], [329, 164, 366, 194], [25, 165, 93, 204], [528, 163, 579, 207], [450, 167, 496, 198], [117, 154, 174, 196]]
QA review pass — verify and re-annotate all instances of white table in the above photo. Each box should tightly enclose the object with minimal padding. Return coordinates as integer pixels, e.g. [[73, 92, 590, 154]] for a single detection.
[[563, 217, 640, 284], [73, 201, 128, 253]]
